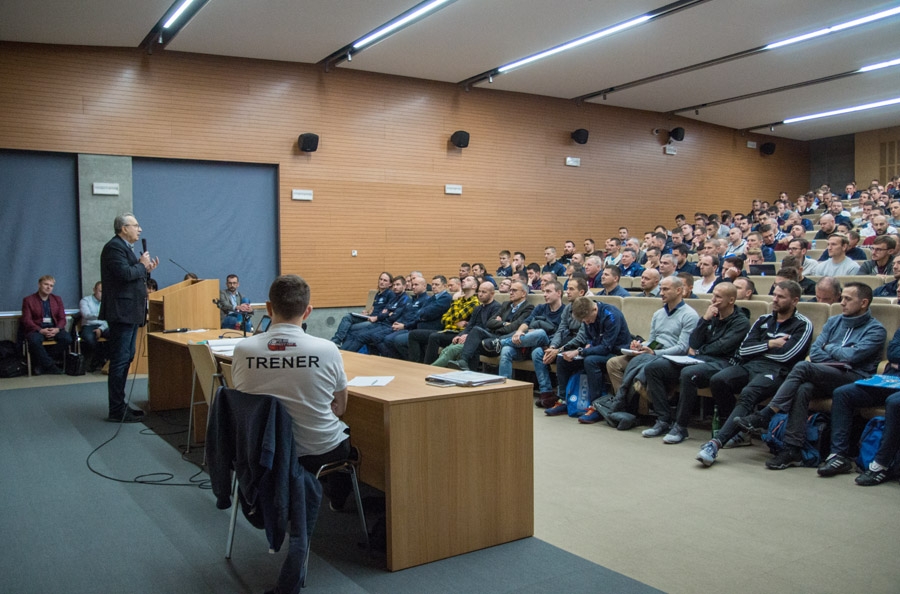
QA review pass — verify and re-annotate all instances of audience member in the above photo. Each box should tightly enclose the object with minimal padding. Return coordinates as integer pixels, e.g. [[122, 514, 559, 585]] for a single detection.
[[596, 265, 630, 297], [545, 296, 631, 418], [812, 234, 860, 276], [79, 281, 109, 372], [331, 272, 392, 346], [642, 282, 749, 442], [818, 329, 900, 482], [446, 281, 534, 370], [736, 283, 885, 469], [21, 275, 71, 375], [695, 281, 813, 466]]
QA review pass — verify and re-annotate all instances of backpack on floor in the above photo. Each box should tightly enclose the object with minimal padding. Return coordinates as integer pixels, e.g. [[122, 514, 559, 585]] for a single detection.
[[857, 416, 885, 470], [565, 373, 591, 417], [762, 412, 828, 467]]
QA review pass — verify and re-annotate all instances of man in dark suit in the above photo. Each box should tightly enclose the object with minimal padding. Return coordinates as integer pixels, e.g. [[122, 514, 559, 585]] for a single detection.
[[100, 213, 158, 422]]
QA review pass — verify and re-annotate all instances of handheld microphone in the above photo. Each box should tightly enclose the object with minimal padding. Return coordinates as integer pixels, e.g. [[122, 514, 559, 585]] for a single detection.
[[141, 238, 147, 255]]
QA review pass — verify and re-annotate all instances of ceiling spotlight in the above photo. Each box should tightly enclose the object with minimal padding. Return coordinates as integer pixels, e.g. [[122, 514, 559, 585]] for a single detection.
[[770, 125, 775, 132], [694, 109, 699, 115]]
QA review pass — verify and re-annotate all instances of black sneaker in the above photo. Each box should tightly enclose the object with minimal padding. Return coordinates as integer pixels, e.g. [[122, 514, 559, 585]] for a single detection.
[[817, 454, 853, 477], [855, 467, 890, 486], [106, 410, 144, 423], [765, 446, 803, 470], [481, 338, 502, 354], [735, 411, 770, 434]]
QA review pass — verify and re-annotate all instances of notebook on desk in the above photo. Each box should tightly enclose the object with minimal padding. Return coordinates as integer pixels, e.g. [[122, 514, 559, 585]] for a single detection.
[[425, 370, 507, 387]]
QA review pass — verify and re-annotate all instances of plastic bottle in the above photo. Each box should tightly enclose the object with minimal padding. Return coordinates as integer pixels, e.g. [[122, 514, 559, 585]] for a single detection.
[[712, 405, 720, 439]]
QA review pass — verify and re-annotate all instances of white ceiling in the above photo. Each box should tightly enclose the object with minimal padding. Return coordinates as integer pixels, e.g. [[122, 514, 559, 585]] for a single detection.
[[2, 0, 900, 141]]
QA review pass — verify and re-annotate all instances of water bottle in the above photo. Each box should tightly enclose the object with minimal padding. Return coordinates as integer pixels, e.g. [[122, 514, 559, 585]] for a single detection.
[[812, 239, 817, 249], [711, 405, 720, 439]]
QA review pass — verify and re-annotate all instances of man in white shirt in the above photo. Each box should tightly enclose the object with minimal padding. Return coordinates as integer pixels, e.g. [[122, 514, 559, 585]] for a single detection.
[[813, 234, 861, 276], [233, 274, 352, 509], [79, 281, 109, 371], [694, 255, 718, 294]]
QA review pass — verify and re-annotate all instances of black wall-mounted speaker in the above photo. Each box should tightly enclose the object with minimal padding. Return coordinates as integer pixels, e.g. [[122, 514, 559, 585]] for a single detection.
[[669, 127, 685, 142], [571, 129, 589, 144], [298, 133, 319, 152], [760, 142, 776, 155], [450, 130, 470, 148]]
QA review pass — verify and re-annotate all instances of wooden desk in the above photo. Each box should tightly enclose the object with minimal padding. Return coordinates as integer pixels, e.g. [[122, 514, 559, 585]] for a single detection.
[[339, 352, 534, 571], [147, 336, 534, 571], [147, 329, 231, 440]]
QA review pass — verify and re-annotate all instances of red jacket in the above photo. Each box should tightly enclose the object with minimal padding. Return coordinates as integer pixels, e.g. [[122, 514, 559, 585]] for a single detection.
[[21, 293, 66, 335]]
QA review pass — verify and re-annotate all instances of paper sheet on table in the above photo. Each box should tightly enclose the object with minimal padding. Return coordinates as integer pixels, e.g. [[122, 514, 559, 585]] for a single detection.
[[348, 376, 394, 387]]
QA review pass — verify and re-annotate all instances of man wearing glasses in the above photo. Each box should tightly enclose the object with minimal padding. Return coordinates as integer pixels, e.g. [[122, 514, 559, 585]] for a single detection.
[[858, 235, 896, 276], [785, 238, 818, 276], [100, 213, 158, 422]]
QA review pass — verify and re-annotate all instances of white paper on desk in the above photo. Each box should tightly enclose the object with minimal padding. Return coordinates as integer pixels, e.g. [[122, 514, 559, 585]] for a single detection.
[[207, 338, 245, 348], [662, 355, 704, 365], [348, 376, 394, 387]]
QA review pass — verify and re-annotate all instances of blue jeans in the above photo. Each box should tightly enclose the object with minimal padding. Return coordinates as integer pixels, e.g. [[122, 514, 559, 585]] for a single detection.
[[380, 329, 409, 359], [555, 352, 612, 401], [107, 322, 138, 417], [497, 330, 551, 391], [25, 329, 72, 371], [331, 314, 370, 345]]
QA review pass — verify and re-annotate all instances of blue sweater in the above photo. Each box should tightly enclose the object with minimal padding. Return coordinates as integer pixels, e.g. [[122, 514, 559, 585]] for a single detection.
[[809, 311, 886, 376]]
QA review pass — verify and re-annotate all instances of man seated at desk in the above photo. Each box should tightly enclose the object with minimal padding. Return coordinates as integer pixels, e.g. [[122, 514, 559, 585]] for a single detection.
[[232, 274, 352, 510], [218, 274, 253, 332]]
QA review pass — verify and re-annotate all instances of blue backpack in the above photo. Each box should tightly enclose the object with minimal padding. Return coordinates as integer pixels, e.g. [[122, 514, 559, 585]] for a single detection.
[[762, 412, 828, 467], [857, 416, 885, 470], [565, 373, 592, 417]]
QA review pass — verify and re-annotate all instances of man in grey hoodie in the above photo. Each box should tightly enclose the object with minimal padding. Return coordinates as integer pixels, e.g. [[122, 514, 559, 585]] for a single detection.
[[736, 282, 886, 470]]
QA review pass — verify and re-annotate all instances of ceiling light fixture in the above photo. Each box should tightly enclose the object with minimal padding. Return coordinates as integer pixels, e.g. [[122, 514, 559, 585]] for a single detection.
[[764, 5, 900, 50], [321, 0, 457, 71], [163, 0, 196, 29], [783, 96, 900, 124], [459, 0, 705, 91], [577, 4, 900, 103], [497, 15, 652, 74], [354, 0, 454, 50], [139, 0, 209, 54]]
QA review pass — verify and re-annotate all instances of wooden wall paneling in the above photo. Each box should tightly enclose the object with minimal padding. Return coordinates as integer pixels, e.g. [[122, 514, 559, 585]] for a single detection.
[[1, 41, 812, 307]]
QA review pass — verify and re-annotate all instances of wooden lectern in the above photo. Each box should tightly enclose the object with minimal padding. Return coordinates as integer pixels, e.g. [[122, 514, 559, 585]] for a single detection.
[[147, 279, 220, 332]]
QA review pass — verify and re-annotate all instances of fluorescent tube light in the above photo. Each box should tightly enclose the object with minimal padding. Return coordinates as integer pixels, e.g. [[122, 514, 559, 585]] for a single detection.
[[163, 0, 195, 29], [764, 5, 900, 50], [784, 96, 900, 124], [354, 0, 453, 49], [858, 57, 900, 73], [498, 15, 652, 73]]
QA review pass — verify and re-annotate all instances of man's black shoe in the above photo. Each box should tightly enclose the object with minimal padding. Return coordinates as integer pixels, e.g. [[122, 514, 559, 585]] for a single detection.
[[106, 410, 144, 423], [817, 453, 853, 477], [735, 411, 770, 433], [765, 446, 803, 470], [481, 338, 501, 355], [127, 406, 145, 417]]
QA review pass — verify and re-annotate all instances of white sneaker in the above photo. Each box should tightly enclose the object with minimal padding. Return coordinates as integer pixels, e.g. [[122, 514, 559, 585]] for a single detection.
[[722, 431, 752, 449], [641, 420, 671, 438], [663, 424, 689, 444], [696, 441, 719, 467]]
